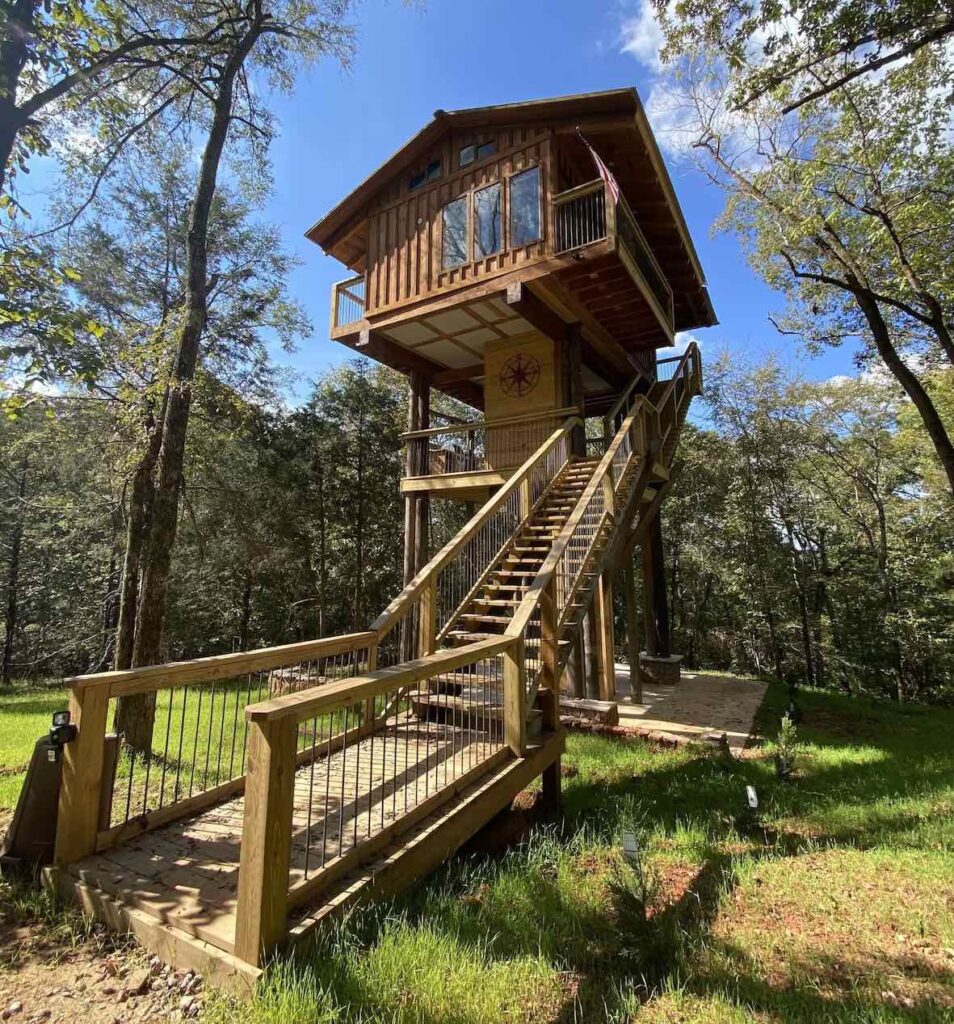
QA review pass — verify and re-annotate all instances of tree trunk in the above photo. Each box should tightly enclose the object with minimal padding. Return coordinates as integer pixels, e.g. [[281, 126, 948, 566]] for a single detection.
[[1, 455, 27, 686], [127, 21, 263, 752], [622, 556, 642, 703], [854, 286, 954, 494], [0, 0, 36, 194]]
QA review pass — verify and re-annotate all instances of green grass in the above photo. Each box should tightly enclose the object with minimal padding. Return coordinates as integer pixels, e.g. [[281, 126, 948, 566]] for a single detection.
[[197, 682, 953, 1024], [3, 678, 952, 1022]]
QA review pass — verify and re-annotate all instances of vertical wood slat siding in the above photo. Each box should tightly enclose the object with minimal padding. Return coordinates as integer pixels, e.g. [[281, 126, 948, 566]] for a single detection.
[[364, 130, 552, 316]]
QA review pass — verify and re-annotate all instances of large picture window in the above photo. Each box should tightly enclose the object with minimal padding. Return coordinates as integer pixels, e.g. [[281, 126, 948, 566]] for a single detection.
[[509, 167, 541, 247], [473, 182, 502, 259], [442, 196, 469, 269]]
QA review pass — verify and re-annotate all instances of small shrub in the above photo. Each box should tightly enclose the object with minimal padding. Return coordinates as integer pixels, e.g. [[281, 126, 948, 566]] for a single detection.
[[774, 713, 798, 780]]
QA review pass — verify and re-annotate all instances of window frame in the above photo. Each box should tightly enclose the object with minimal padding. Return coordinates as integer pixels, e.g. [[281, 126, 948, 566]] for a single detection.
[[441, 193, 471, 270], [472, 180, 503, 261], [439, 160, 543, 272], [508, 165, 543, 249]]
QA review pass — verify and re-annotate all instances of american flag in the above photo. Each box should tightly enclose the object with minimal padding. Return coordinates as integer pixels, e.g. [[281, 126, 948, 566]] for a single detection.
[[576, 128, 621, 205]]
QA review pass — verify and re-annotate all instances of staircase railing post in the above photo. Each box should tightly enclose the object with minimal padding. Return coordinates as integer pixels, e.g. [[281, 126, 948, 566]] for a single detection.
[[420, 577, 437, 657], [540, 576, 559, 698], [234, 714, 297, 967], [503, 638, 527, 757], [55, 678, 110, 864]]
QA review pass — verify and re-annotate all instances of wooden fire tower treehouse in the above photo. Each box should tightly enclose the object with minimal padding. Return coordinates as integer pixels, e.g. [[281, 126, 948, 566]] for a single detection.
[[45, 89, 714, 995]]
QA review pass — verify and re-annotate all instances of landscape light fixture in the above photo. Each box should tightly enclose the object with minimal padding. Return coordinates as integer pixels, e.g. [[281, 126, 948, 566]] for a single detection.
[[48, 710, 77, 762]]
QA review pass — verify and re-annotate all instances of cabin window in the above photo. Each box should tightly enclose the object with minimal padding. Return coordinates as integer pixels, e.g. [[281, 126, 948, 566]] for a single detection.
[[473, 182, 502, 258], [510, 166, 541, 247], [409, 158, 442, 192], [459, 139, 496, 168], [442, 196, 469, 268]]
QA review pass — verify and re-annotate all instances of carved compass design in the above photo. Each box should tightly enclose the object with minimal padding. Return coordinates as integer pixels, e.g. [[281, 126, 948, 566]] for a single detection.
[[499, 353, 541, 398]]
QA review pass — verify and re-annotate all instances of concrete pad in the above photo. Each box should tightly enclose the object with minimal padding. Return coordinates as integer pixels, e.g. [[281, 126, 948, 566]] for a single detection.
[[613, 663, 767, 753]]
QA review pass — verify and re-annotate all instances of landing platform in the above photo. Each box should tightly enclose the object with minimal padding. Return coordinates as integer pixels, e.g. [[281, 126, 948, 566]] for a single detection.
[[46, 725, 564, 999], [615, 666, 767, 753]]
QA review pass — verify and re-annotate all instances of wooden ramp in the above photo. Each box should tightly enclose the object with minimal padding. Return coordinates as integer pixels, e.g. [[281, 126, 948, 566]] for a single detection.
[[47, 717, 562, 998]]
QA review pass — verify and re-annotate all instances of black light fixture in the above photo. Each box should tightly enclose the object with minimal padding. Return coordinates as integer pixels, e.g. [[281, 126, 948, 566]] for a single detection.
[[48, 710, 77, 762]]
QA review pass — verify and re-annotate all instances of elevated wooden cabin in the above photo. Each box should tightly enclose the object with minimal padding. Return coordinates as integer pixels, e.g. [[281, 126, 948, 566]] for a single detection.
[[307, 88, 714, 505]]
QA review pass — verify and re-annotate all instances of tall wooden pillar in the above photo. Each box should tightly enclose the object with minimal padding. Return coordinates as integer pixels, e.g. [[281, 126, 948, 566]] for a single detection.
[[594, 571, 616, 701], [622, 556, 642, 703], [560, 322, 586, 457], [582, 610, 600, 698], [641, 515, 671, 658], [403, 370, 431, 585]]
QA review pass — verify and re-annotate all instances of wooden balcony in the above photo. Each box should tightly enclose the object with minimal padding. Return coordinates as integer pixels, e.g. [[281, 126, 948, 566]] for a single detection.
[[328, 179, 676, 355], [552, 178, 675, 341], [401, 409, 578, 500]]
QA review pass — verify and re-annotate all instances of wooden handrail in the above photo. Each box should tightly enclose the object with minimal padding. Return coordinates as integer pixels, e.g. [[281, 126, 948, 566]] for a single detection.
[[507, 404, 643, 640], [552, 178, 603, 206], [66, 632, 376, 698], [401, 407, 579, 442], [371, 418, 579, 637], [245, 637, 515, 725]]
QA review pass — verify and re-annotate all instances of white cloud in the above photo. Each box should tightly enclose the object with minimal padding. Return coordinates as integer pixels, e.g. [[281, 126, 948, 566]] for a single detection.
[[674, 331, 702, 353], [619, 0, 665, 72]]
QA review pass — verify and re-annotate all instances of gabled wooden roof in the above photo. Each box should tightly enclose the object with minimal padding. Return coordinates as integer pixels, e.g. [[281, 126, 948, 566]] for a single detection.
[[306, 88, 716, 333]]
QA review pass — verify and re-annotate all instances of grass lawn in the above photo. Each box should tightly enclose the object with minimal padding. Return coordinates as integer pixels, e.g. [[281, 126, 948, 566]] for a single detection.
[[2, 678, 952, 1022]]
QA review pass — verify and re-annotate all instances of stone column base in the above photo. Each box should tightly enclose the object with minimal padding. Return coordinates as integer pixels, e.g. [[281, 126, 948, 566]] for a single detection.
[[639, 652, 683, 686]]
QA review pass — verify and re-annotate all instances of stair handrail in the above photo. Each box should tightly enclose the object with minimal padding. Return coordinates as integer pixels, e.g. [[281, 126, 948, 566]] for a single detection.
[[371, 415, 580, 648], [505, 342, 700, 676]]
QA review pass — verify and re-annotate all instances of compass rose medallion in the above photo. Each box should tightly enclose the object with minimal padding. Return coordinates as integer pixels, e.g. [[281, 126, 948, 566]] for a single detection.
[[499, 353, 541, 397]]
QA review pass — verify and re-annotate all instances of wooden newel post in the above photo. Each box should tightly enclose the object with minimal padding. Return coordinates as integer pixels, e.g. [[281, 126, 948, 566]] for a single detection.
[[55, 679, 110, 865], [503, 639, 527, 758], [419, 577, 437, 657], [234, 714, 297, 966]]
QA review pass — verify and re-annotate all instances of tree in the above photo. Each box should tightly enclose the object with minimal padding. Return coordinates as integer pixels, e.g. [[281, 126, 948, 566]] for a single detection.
[[657, 0, 954, 113], [650, 40, 954, 493]]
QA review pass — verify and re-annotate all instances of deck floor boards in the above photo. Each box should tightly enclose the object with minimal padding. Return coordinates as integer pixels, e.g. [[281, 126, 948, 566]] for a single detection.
[[70, 715, 501, 953]]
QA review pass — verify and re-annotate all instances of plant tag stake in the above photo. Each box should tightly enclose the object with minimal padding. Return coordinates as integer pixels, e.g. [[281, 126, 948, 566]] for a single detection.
[[621, 829, 639, 864], [745, 785, 758, 810]]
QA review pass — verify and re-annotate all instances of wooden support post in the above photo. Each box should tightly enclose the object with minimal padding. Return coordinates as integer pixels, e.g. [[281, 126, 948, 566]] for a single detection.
[[419, 577, 437, 658], [641, 516, 671, 658], [518, 477, 532, 521], [234, 715, 297, 967], [55, 680, 110, 864], [566, 630, 584, 699], [539, 577, 559, 700], [594, 571, 616, 701], [503, 639, 527, 758], [623, 557, 643, 704], [565, 323, 586, 458], [582, 611, 599, 699]]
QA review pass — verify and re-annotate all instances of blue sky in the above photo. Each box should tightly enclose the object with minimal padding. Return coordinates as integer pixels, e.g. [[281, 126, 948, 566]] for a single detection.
[[261, 0, 857, 402]]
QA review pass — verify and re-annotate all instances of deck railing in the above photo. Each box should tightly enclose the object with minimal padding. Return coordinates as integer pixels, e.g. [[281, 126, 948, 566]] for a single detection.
[[377, 416, 577, 662], [235, 636, 522, 963], [553, 180, 607, 253], [552, 179, 674, 334], [53, 633, 376, 864], [402, 408, 577, 482], [505, 342, 701, 701], [332, 274, 366, 330]]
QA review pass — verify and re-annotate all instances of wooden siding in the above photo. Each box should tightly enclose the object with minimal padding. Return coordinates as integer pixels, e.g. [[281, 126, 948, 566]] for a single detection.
[[365, 128, 554, 316]]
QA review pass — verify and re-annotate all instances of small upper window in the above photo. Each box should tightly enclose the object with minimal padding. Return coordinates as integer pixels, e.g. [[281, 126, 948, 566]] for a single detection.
[[510, 166, 541, 247], [410, 158, 442, 191], [459, 139, 496, 167]]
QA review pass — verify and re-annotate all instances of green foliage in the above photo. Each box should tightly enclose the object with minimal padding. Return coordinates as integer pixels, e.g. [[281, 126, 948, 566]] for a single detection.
[[662, 356, 954, 702]]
